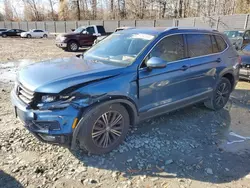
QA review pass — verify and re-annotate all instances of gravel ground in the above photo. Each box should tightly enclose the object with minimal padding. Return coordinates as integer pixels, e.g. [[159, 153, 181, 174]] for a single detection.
[[0, 38, 250, 188]]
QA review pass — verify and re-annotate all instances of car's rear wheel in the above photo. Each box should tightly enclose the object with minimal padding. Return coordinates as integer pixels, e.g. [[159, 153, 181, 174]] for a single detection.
[[43, 34, 48, 38], [77, 103, 130, 155], [27, 34, 31, 38], [2, 34, 7, 38], [67, 41, 79, 52], [204, 77, 232, 110]]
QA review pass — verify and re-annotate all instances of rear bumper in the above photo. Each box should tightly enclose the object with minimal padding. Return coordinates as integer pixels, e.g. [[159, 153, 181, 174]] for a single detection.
[[239, 68, 250, 80], [10, 90, 79, 146]]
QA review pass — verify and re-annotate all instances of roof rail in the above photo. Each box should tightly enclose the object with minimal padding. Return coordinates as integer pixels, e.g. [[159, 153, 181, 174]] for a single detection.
[[164, 27, 178, 31]]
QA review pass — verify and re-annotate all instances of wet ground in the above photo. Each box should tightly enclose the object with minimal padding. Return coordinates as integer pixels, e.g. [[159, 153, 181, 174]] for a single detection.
[[0, 38, 250, 187]]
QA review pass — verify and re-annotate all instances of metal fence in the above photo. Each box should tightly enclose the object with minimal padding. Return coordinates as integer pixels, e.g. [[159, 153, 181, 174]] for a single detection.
[[0, 14, 249, 33]]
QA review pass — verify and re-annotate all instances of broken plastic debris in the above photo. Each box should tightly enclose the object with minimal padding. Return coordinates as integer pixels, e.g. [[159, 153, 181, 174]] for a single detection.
[[227, 132, 250, 145]]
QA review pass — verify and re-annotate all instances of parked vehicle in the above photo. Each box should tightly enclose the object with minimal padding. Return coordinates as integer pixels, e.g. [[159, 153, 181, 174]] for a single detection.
[[21, 29, 49, 38], [1, 29, 26, 37], [239, 44, 250, 80], [11, 28, 240, 154], [93, 27, 134, 45], [0, 28, 7, 34], [224, 30, 250, 50], [56, 25, 107, 52]]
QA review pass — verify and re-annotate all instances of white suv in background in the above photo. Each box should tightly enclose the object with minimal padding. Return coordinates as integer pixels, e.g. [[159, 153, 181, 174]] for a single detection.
[[21, 29, 49, 38]]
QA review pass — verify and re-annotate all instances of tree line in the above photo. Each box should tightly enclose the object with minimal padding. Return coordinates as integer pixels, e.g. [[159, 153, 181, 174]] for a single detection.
[[1, 0, 250, 22]]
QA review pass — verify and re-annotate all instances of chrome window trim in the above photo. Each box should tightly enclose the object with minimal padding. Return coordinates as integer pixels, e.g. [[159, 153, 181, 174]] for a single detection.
[[139, 32, 229, 70]]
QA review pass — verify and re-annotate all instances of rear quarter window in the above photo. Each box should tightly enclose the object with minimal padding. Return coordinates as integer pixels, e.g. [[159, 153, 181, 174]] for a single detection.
[[215, 35, 227, 52]]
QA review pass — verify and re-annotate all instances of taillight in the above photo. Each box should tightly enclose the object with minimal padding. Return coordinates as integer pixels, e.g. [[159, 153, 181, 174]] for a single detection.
[[238, 56, 242, 65]]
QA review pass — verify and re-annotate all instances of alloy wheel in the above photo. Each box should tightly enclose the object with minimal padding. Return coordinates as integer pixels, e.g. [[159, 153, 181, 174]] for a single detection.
[[215, 82, 230, 107], [92, 111, 124, 148], [70, 42, 78, 51]]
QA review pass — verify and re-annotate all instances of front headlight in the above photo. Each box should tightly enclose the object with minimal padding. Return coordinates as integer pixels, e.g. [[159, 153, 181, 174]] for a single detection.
[[41, 95, 57, 103], [41, 95, 72, 103]]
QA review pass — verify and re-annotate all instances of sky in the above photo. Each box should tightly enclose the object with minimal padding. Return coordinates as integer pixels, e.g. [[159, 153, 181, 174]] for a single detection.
[[0, 0, 59, 17]]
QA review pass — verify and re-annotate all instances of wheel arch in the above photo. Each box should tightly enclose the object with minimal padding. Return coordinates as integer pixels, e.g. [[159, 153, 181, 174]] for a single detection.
[[71, 98, 139, 150], [221, 72, 235, 91]]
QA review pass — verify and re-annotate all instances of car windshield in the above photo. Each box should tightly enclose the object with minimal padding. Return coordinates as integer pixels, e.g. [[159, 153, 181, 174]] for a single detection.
[[74, 27, 85, 33], [84, 33, 155, 66], [224, 31, 244, 38]]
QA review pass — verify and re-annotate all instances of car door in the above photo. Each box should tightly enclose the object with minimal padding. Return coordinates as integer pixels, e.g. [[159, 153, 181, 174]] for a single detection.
[[32, 30, 38, 37], [8, 29, 15, 36], [243, 30, 250, 47], [183, 34, 221, 97], [80, 26, 96, 46], [138, 34, 198, 119]]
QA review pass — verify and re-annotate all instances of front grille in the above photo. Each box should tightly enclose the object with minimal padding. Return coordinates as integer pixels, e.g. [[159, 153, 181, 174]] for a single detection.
[[17, 84, 35, 104]]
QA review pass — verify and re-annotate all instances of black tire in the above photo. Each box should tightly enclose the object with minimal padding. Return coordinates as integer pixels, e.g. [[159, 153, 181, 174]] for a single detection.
[[204, 77, 232, 111], [2, 34, 7, 38], [43, 34, 48, 38], [67, 41, 79, 52], [27, 34, 31, 38], [77, 103, 130, 155]]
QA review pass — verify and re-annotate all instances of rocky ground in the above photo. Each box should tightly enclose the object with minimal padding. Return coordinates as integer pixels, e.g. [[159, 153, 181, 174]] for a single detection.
[[0, 38, 250, 188]]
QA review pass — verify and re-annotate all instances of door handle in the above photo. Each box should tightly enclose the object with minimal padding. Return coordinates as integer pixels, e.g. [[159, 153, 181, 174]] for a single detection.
[[180, 65, 190, 71], [216, 58, 221, 63]]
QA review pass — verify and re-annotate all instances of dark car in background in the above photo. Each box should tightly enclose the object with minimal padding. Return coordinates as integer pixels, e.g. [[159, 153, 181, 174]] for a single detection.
[[56, 25, 107, 52], [0, 28, 7, 34], [224, 30, 250, 50], [239, 44, 250, 80], [1, 29, 26, 37], [93, 27, 134, 45], [11, 28, 240, 154]]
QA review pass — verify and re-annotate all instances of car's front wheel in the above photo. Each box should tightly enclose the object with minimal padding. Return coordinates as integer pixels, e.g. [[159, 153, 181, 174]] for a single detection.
[[27, 34, 31, 38], [2, 34, 7, 38], [43, 34, 48, 38], [204, 77, 232, 110], [77, 103, 130, 154], [67, 41, 79, 52]]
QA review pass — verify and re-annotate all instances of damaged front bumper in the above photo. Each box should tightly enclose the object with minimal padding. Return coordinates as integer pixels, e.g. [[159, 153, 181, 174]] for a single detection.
[[11, 90, 80, 147]]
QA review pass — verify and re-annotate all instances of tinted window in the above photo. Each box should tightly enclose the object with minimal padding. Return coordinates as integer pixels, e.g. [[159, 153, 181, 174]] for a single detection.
[[97, 26, 105, 34], [86, 27, 95, 34], [211, 35, 219, 53], [149, 34, 185, 62], [187, 34, 212, 57], [215, 36, 227, 52]]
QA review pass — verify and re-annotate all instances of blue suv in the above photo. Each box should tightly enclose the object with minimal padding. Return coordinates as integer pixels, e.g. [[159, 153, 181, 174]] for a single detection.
[[11, 28, 240, 154]]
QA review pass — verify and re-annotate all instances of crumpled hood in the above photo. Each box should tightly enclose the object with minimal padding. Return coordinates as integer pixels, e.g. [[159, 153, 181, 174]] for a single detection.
[[17, 57, 124, 93]]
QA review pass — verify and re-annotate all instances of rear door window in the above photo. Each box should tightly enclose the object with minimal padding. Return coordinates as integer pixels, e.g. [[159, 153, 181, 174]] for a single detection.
[[86, 27, 95, 35], [97, 26, 105, 34], [186, 34, 213, 57]]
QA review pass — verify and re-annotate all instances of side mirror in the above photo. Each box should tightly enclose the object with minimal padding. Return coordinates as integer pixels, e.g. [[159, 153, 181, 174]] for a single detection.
[[82, 31, 88, 35], [146, 57, 167, 69]]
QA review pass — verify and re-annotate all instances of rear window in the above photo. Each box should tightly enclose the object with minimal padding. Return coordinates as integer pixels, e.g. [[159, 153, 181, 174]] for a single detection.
[[97, 26, 105, 34], [186, 34, 213, 57], [215, 36, 227, 51]]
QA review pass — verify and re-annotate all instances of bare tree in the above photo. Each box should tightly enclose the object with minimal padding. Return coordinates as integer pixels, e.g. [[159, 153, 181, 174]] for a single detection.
[[4, 0, 13, 21], [59, 0, 69, 20], [48, 0, 57, 20]]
